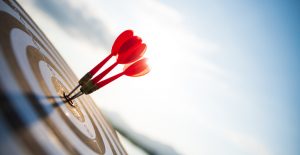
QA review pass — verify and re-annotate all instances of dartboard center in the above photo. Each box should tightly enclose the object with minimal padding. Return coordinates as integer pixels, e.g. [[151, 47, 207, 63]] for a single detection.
[[51, 77, 85, 122]]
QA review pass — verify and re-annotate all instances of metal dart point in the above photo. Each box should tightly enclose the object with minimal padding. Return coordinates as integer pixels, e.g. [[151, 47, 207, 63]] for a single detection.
[[68, 91, 84, 101]]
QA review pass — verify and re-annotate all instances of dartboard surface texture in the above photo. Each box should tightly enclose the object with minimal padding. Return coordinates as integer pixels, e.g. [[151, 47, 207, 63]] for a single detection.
[[0, 0, 127, 154]]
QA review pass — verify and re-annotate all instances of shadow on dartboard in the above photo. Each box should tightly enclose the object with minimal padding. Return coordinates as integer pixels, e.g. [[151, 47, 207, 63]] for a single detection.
[[0, 0, 126, 154]]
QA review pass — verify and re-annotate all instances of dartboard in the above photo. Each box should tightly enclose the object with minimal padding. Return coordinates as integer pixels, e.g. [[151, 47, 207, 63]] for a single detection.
[[0, 0, 126, 154]]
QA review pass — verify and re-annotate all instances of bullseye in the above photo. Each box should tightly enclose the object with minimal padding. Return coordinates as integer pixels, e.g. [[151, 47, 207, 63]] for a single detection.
[[52, 78, 84, 122], [63, 92, 76, 107]]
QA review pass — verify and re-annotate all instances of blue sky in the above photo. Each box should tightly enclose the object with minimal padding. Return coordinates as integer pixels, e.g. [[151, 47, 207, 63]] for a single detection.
[[19, 0, 300, 154]]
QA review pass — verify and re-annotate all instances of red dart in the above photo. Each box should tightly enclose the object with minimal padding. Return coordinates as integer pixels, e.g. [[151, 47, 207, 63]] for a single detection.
[[68, 58, 150, 101], [87, 29, 134, 77], [80, 58, 150, 95], [67, 30, 133, 97], [111, 30, 134, 55], [80, 37, 147, 92]]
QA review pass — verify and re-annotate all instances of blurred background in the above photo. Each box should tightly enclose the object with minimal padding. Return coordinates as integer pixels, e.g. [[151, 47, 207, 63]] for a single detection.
[[18, 0, 300, 154]]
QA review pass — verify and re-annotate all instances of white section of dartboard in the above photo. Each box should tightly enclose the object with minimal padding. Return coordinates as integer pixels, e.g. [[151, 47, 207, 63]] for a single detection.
[[40, 61, 116, 155], [0, 47, 68, 155]]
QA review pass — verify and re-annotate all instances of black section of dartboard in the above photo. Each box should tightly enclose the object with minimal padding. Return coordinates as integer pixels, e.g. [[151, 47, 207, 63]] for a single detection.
[[0, 0, 126, 154]]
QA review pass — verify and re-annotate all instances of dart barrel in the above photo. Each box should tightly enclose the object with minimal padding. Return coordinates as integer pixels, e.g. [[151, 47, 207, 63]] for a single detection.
[[0, 0, 126, 154]]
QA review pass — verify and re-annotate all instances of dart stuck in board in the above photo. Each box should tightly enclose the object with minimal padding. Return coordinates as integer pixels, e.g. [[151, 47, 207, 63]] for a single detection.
[[67, 30, 150, 101]]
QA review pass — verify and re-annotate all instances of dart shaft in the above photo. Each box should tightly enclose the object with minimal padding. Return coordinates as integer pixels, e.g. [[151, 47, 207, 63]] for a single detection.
[[96, 72, 124, 89], [91, 62, 118, 83], [89, 54, 113, 75], [78, 54, 113, 86], [67, 84, 80, 97], [68, 91, 83, 101]]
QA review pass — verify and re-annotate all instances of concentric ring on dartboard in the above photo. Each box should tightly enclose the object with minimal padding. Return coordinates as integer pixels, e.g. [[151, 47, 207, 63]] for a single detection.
[[2, 13, 115, 154], [38, 61, 95, 139], [27, 46, 106, 154], [13, 29, 107, 154], [1, 5, 124, 154]]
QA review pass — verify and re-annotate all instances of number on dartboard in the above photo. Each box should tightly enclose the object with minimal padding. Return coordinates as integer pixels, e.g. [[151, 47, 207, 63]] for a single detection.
[[0, 0, 126, 154]]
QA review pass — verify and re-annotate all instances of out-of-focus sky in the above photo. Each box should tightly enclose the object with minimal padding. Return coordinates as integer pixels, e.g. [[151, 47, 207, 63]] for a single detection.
[[18, 0, 300, 154]]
